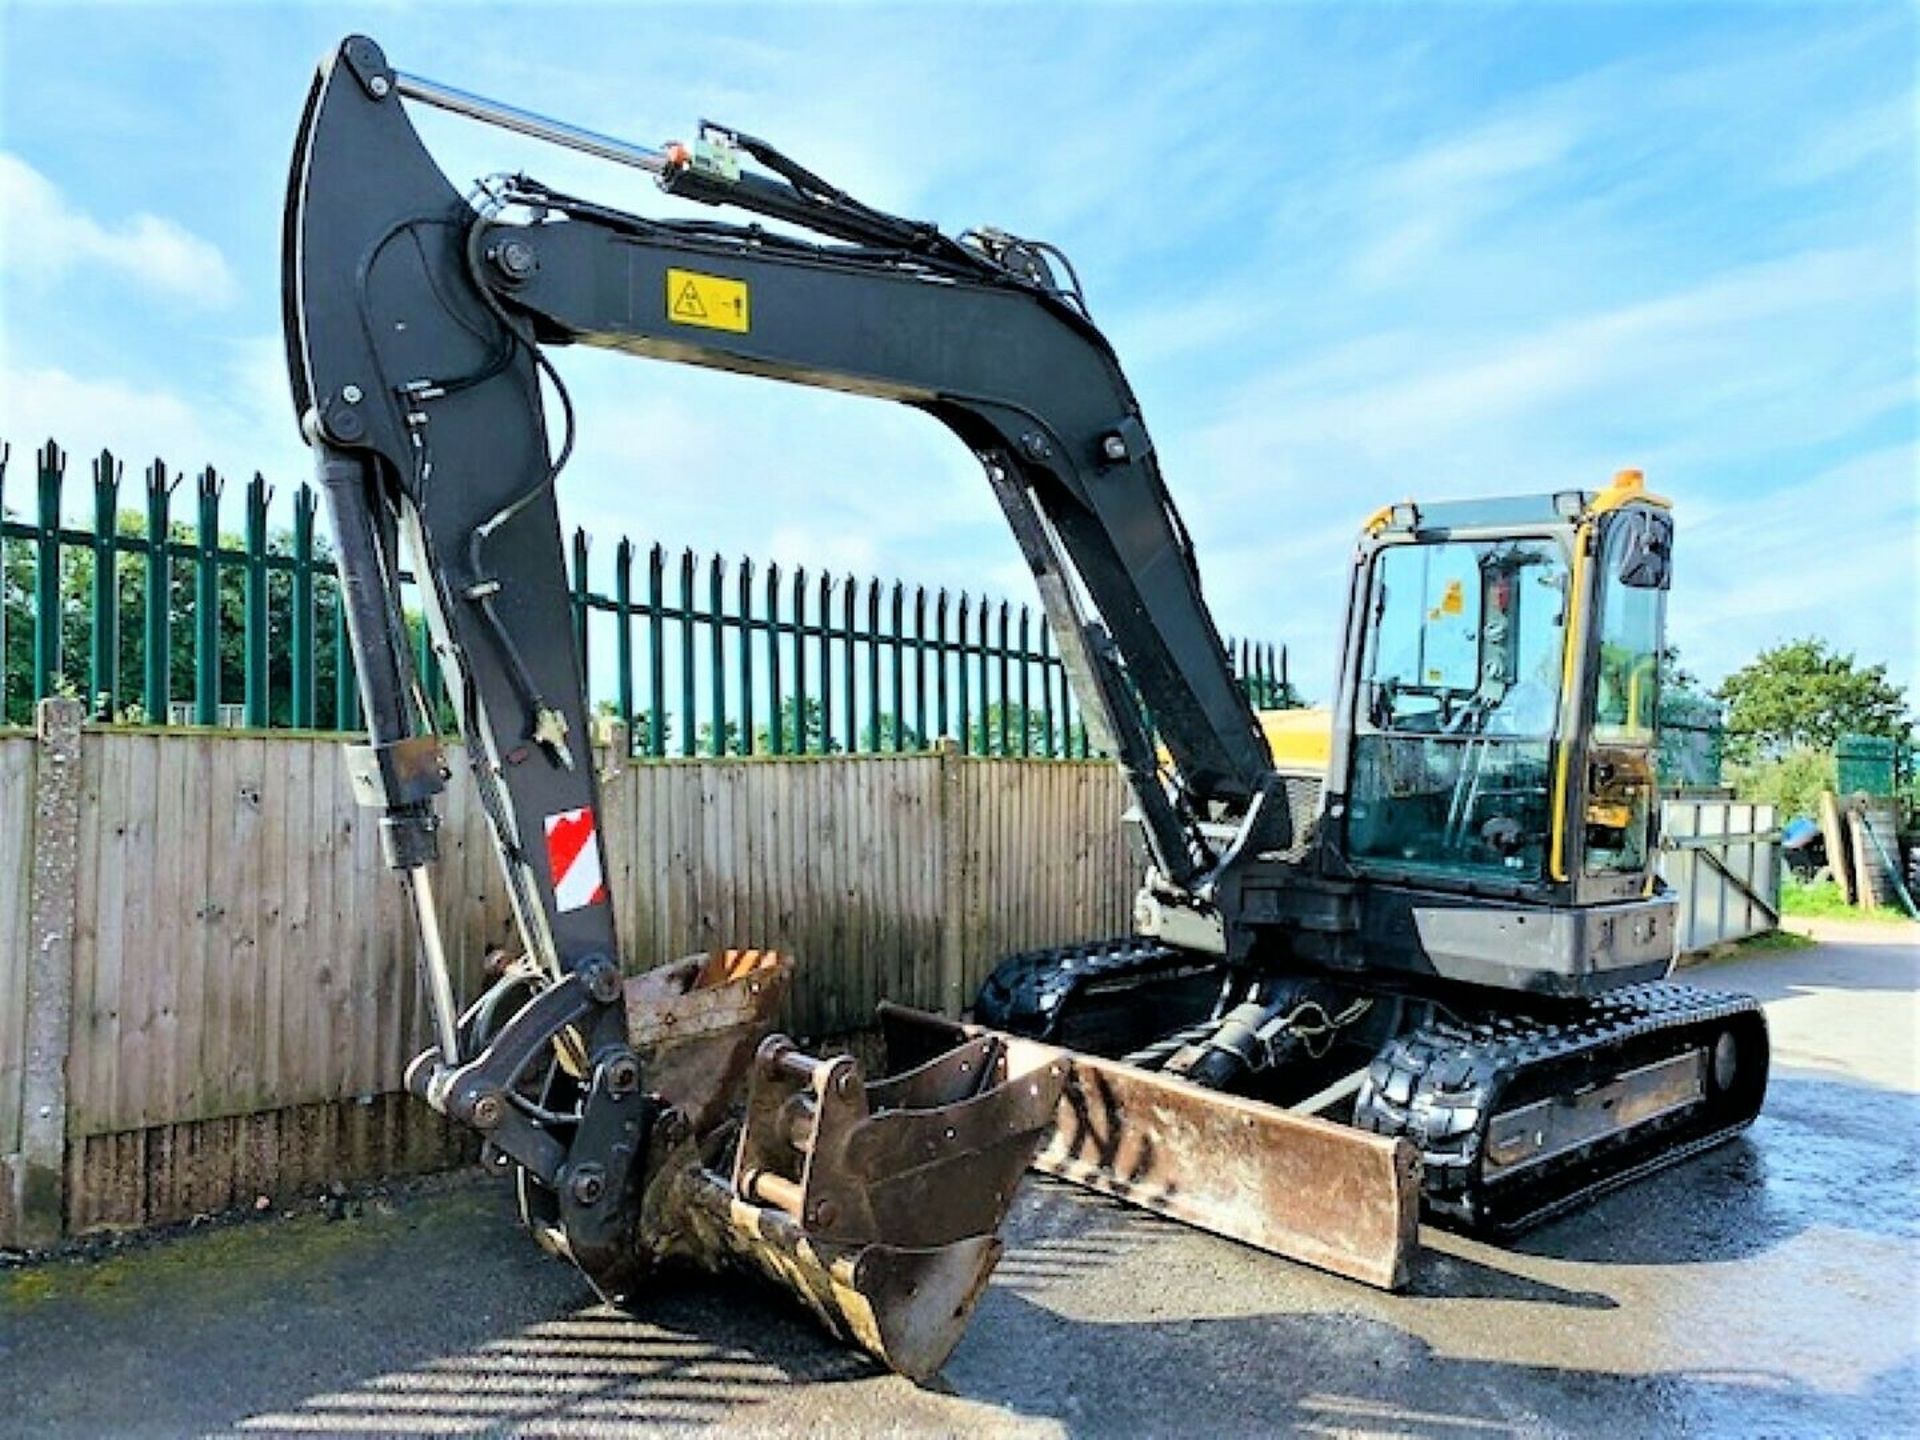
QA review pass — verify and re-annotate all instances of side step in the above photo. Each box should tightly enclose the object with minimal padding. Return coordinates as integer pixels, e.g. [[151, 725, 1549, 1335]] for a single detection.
[[880, 1003, 1421, 1291]]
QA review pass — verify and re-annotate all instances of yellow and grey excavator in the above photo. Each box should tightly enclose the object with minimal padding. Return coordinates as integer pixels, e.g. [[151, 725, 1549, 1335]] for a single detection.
[[284, 36, 1769, 1373]]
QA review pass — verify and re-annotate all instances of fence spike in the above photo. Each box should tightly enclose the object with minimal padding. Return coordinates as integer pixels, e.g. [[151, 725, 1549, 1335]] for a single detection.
[[614, 538, 636, 746], [291, 483, 317, 728], [737, 555, 755, 756], [889, 580, 906, 752], [865, 577, 882, 752], [85, 450, 122, 719], [956, 592, 972, 754], [243, 473, 272, 727], [817, 569, 833, 753], [708, 551, 727, 756], [934, 588, 950, 744], [678, 548, 697, 757], [911, 584, 928, 749], [840, 573, 857, 755], [0, 445, 1284, 757], [192, 465, 222, 725], [646, 542, 666, 755], [765, 559, 783, 754], [792, 565, 809, 754], [996, 600, 1011, 756], [31, 441, 68, 707]]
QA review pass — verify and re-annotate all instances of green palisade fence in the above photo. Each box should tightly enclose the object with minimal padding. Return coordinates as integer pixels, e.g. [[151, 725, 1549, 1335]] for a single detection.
[[1, 437, 1295, 754]]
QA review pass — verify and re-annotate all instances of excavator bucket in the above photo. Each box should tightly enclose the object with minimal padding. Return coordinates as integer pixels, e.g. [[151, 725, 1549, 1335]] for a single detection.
[[881, 1004, 1421, 1291], [601, 952, 1065, 1380]]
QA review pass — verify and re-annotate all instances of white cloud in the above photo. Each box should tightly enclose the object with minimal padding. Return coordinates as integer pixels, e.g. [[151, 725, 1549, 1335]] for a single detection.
[[1348, 113, 1578, 286], [0, 152, 238, 306], [0, 339, 308, 524], [1774, 92, 1916, 187], [1674, 444, 1918, 691]]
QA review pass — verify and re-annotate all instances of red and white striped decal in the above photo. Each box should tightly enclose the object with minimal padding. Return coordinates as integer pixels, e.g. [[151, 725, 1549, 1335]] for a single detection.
[[543, 806, 608, 912]]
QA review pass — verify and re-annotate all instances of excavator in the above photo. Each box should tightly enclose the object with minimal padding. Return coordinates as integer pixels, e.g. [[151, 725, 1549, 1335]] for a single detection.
[[284, 35, 1770, 1375]]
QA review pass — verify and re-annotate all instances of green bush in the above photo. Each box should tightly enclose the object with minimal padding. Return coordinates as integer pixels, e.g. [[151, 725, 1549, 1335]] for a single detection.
[[1727, 746, 1836, 821]]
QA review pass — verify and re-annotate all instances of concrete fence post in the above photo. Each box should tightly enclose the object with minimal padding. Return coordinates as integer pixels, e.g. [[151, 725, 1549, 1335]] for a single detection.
[[17, 697, 82, 1246], [935, 738, 968, 1016]]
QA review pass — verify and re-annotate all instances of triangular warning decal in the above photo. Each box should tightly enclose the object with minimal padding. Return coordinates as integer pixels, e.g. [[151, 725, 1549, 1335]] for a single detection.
[[672, 280, 709, 320], [665, 268, 748, 332]]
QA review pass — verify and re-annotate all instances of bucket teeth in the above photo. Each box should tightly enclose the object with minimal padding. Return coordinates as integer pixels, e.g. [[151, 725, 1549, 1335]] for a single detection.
[[559, 950, 1065, 1380]]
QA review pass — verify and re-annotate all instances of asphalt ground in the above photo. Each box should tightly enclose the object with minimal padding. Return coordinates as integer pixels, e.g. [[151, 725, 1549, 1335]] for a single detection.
[[3, 918, 1915, 1438]]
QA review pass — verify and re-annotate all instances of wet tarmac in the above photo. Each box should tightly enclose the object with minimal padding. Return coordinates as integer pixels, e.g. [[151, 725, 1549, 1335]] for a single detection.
[[3, 919, 1914, 1437]]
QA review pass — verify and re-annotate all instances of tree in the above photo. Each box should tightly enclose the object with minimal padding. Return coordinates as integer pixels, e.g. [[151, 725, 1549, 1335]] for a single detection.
[[3, 507, 347, 728], [1715, 638, 1911, 763], [968, 701, 1060, 757]]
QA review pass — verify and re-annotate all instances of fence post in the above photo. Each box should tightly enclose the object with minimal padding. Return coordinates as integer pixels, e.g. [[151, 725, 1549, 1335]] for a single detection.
[[16, 697, 81, 1246], [935, 736, 969, 1016]]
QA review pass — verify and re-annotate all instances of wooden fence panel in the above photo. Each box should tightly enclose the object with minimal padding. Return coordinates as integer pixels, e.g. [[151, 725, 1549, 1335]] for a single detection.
[[0, 733, 35, 1159], [61, 731, 514, 1139], [949, 758, 1133, 1008], [599, 755, 951, 1038], [22, 728, 1144, 1232]]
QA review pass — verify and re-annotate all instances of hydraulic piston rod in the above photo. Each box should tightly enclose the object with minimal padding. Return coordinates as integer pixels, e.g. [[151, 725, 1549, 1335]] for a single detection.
[[392, 69, 671, 176]]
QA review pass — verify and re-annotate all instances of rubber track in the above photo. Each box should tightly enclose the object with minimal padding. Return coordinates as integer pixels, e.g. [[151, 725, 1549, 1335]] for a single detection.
[[1354, 981, 1767, 1235], [974, 937, 1202, 1043]]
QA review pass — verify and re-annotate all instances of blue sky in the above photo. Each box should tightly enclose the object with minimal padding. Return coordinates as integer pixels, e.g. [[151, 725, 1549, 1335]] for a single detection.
[[1, 1, 1914, 702]]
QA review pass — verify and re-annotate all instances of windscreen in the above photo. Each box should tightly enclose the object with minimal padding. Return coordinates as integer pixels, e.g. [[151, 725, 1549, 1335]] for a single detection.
[[1346, 536, 1570, 882]]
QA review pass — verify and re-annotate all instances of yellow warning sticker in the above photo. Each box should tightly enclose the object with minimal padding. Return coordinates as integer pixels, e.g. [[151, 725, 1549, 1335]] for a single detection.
[[665, 268, 749, 334]]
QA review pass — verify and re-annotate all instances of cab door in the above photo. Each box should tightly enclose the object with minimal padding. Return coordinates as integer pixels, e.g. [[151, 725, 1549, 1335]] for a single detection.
[[1569, 504, 1671, 903]]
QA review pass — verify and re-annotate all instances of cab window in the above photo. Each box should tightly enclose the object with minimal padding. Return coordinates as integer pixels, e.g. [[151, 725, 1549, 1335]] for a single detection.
[[1584, 510, 1670, 875], [1346, 537, 1569, 883]]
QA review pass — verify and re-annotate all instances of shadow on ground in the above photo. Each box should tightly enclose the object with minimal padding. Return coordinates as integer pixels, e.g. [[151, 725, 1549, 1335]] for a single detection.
[[0, 1183, 861, 1440]]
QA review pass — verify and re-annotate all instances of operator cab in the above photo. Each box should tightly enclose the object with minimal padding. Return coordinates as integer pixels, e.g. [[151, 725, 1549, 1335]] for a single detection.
[[1321, 472, 1675, 992]]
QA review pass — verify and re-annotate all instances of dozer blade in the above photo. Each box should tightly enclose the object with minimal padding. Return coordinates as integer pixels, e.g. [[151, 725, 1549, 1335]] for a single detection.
[[881, 1004, 1421, 1291], [596, 951, 1065, 1380]]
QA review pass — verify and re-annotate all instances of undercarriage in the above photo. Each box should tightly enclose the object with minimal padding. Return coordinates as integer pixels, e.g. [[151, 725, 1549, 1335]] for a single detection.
[[972, 936, 1769, 1259]]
